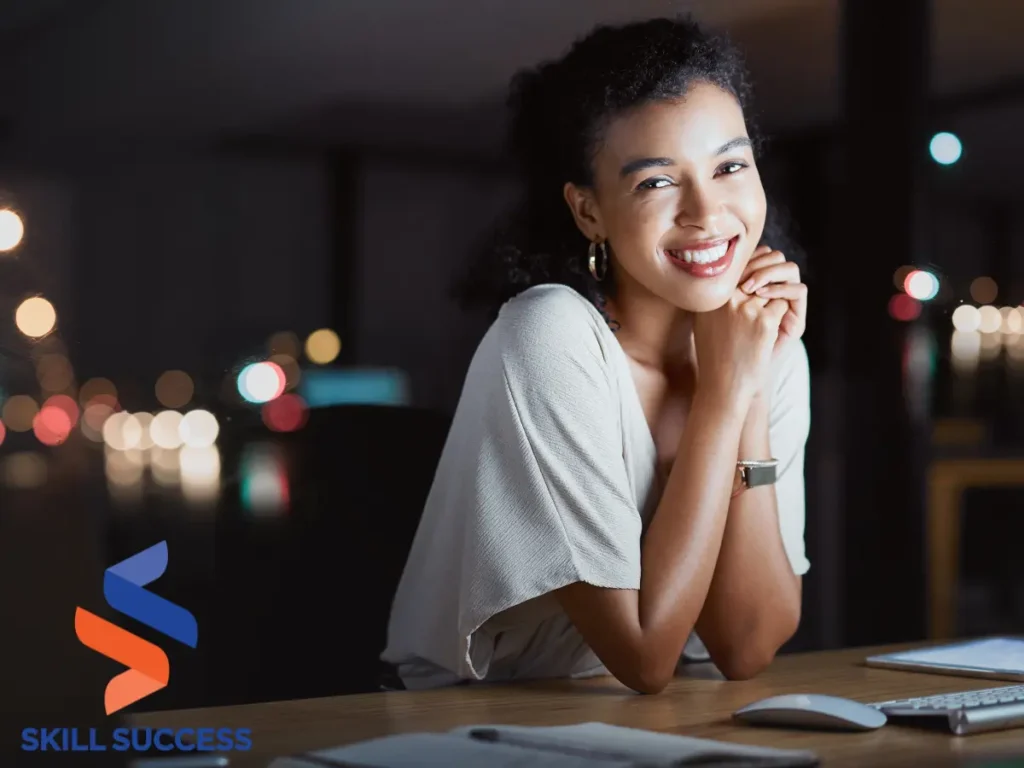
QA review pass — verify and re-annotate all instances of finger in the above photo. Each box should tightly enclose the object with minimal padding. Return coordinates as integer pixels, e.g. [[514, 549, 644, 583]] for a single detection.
[[739, 249, 786, 284], [765, 298, 790, 322], [780, 309, 804, 339], [754, 283, 807, 301], [742, 261, 800, 294]]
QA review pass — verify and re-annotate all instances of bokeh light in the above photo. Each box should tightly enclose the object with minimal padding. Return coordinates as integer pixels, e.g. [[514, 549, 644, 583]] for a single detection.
[[238, 361, 286, 404], [44, 393, 80, 427], [241, 444, 290, 517], [0, 208, 25, 252], [929, 131, 962, 165], [903, 269, 939, 301], [133, 412, 155, 450], [262, 393, 309, 432], [951, 305, 981, 333], [888, 294, 921, 322], [37, 354, 74, 393], [105, 447, 144, 489], [179, 409, 219, 449], [950, 330, 981, 373], [2, 452, 47, 489], [1005, 307, 1023, 334], [150, 447, 180, 488], [180, 446, 221, 505], [892, 266, 914, 292], [81, 402, 115, 442], [150, 410, 184, 450], [970, 277, 998, 305], [268, 331, 301, 359], [0, 419, 5, 447], [155, 370, 194, 409], [33, 405, 73, 446], [3, 395, 38, 432], [269, 354, 302, 391], [15, 296, 57, 338], [79, 378, 118, 408], [305, 328, 341, 365], [102, 412, 143, 451], [978, 305, 1002, 334]]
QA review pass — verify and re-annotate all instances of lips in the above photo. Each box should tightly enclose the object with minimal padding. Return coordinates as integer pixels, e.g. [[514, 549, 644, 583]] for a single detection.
[[665, 236, 738, 278]]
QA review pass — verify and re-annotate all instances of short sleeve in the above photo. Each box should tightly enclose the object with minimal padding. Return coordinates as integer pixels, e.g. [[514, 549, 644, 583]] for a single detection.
[[458, 288, 643, 674], [768, 339, 812, 576]]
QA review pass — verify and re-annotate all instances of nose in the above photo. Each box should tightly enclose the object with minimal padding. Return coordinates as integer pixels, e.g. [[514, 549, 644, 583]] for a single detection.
[[675, 179, 724, 232]]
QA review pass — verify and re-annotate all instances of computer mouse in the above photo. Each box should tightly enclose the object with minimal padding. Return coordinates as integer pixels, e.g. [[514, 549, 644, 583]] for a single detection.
[[732, 693, 888, 732]]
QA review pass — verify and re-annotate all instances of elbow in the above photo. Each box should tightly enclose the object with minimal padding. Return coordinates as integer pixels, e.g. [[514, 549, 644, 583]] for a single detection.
[[714, 605, 802, 682], [614, 648, 677, 695]]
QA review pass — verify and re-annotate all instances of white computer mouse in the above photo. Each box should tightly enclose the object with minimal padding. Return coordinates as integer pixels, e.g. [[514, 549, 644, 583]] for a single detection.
[[732, 693, 888, 732]]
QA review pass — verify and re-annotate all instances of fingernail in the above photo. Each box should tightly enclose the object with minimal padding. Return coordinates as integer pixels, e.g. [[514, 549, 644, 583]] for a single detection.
[[755, 287, 769, 296], [743, 279, 755, 292]]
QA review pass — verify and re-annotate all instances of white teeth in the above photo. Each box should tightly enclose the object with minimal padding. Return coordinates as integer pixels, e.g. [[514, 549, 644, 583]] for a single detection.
[[678, 243, 729, 264]]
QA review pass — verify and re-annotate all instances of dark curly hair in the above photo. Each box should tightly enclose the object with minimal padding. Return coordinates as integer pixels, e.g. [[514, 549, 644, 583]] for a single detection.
[[456, 16, 802, 315]]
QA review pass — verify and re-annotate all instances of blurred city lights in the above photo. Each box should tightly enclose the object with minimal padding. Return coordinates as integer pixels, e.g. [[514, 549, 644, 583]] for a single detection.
[[15, 296, 56, 338], [929, 131, 962, 165], [102, 412, 143, 451], [903, 269, 939, 301], [81, 402, 114, 442], [892, 265, 914, 291], [951, 305, 981, 332], [888, 294, 921, 322], [179, 409, 219, 448], [269, 354, 302, 391], [238, 361, 285, 404], [978, 305, 1003, 334], [970, 276, 998, 305], [37, 354, 74, 393], [1005, 307, 1023, 334], [268, 331, 301, 359], [155, 370, 195, 409], [2, 395, 38, 432], [33, 405, 73, 446], [150, 410, 184, 450], [150, 447, 180, 488], [79, 378, 118, 408], [951, 330, 982, 373], [2, 452, 47, 489], [241, 444, 290, 517], [133, 412, 155, 450], [180, 446, 221, 505], [0, 208, 24, 252], [305, 328, 341, 365], [261, 393, 309, 432], [44, 394, 79, 427]]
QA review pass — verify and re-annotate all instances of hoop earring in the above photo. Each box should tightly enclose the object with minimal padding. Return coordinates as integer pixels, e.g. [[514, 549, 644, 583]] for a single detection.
[[588, 240, 608, 281]]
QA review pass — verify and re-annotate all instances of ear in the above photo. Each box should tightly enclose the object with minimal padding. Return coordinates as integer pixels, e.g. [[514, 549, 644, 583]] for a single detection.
[[562, 182, 604, 243]]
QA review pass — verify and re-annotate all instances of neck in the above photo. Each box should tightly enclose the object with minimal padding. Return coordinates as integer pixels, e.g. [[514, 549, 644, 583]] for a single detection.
[[604, 279, 695, 372]]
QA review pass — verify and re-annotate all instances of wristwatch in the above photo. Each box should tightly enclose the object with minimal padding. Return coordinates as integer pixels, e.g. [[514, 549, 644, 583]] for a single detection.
[[732, 459, 779, 497]]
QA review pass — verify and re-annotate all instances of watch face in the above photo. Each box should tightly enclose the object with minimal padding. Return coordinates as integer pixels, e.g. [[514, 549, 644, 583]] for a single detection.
[[745, 463, 777, 487]]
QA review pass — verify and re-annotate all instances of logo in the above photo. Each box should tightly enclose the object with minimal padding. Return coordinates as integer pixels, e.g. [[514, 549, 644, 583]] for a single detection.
[[75, 541, 198, 714]]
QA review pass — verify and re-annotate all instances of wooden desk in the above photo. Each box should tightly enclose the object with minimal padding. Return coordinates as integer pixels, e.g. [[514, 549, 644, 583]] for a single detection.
[[134, 646, 1024, 767]]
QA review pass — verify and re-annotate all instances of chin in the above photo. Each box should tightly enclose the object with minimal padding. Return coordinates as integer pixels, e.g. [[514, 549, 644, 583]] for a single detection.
[[670, 284, 737, 313]]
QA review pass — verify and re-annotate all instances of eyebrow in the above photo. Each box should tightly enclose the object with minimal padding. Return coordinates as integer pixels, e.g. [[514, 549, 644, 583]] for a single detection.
[[618, 137, 753, 178]]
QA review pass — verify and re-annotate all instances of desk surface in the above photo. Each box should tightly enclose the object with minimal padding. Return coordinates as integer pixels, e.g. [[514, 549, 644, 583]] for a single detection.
[[134, 645, 1024, 767]]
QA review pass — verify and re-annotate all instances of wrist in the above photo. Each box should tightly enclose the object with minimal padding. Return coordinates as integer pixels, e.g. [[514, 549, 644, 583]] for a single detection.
[[692, 388, 750, 426]]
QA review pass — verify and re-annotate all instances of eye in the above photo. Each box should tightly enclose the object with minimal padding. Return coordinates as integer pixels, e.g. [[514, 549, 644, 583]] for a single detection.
[[716, 161, 748, 177], [636, 176, 673, 191]]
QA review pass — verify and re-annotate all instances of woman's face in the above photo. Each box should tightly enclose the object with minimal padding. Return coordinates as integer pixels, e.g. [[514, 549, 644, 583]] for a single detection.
[[565, 82, 767, 313]]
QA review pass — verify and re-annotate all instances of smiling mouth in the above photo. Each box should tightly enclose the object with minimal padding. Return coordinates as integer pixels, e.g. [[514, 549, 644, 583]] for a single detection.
[[665, 236, 738, 278]]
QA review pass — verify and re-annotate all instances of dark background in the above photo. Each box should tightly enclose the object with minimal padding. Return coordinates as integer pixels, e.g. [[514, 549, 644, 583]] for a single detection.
[[0, 0, 1022, 748]]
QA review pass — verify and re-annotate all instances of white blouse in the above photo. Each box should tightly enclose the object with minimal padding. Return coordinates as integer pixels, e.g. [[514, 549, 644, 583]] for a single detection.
[[381, 284, 811, 689]]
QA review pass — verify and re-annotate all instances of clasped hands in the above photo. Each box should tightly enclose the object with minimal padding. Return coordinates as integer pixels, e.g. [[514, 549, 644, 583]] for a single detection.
[[692, 245, 808, 408]]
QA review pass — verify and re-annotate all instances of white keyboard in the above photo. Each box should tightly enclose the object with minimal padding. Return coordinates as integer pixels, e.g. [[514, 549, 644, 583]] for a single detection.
[[872, 683, 1024, 735]]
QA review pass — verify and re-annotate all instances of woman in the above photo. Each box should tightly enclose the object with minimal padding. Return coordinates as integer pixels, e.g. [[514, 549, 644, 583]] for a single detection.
[[381, 16, 810, 694]]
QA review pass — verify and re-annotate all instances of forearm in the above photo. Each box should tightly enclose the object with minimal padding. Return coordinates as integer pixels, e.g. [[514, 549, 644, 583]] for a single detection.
[[633, 392, 749, 683], [695, 396, 802, 678]]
